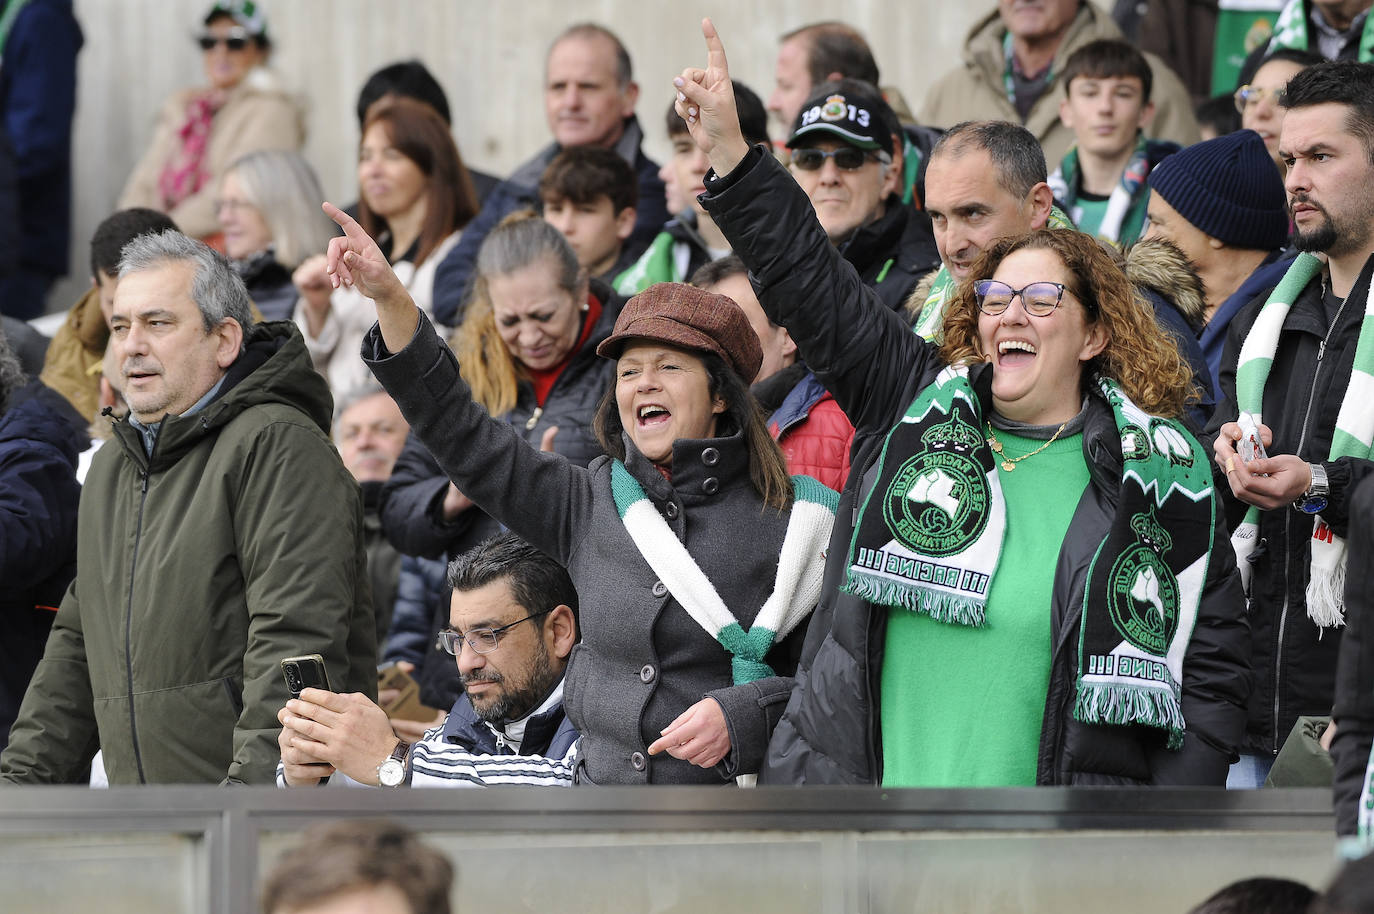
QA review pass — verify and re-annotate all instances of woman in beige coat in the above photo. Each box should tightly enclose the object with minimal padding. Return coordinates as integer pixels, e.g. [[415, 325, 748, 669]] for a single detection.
[[117, 1, 304, 242]]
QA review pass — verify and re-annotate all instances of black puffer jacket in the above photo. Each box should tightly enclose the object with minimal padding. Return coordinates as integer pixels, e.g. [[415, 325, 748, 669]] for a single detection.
[[703, 146, 1251, 785], [1205, 256, 1374, 755], [0, 384, 83, 748], [1330, 476, 1374, 836]]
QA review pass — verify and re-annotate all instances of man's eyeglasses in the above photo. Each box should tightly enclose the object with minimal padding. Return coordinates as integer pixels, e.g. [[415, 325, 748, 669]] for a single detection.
[[973, 280, 1068, 317], [436, 609, 553, 656], [197, 29, 252, 51], [791, 146, 886, 172], [1233, 84, 1286, 114]]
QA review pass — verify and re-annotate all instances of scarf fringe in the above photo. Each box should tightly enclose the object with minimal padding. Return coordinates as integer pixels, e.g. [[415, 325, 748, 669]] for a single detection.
[[1307, 558, 1348, 629], [1074, 683, 1185, 750], [842, 571, 987, 628]]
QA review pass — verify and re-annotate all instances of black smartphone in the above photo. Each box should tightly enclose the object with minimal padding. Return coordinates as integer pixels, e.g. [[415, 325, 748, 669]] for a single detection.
[[280, 654, 331, 699]]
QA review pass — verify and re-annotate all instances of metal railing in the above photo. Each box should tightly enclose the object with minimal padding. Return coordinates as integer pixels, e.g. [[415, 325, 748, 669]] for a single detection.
[[0, 786, 1341, 914]]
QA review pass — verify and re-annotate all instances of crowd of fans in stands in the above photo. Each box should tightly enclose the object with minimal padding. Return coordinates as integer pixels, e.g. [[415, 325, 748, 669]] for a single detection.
[[8, 3, 1374, 903]]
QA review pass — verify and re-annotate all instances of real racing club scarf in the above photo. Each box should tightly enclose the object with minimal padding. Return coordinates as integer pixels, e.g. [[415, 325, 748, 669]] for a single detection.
[[843, 367, 1213, 745]]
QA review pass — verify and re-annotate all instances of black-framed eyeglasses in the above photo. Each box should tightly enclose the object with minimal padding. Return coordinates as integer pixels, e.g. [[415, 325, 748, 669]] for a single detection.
[[791, 146, 886, 172], [1233, 84, 1286, 114], [973, 280, 1068, 317], [197, 28, 252, 51], [436, 608, 553, 656]]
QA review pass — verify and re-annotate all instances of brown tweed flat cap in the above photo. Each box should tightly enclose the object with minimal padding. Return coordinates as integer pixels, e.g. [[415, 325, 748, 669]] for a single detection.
[[596, 282, 763, 382]]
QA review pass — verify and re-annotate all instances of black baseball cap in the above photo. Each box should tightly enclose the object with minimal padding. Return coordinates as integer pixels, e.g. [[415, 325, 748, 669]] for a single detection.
[[786, 81, 894, 157]]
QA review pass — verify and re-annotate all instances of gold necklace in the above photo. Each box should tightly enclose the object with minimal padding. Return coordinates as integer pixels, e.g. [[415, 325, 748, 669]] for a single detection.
[[985, 420, 1069, 472]]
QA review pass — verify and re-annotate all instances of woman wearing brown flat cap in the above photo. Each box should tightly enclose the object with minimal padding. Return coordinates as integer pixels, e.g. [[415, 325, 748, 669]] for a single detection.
[[278, 202, 837, 788]]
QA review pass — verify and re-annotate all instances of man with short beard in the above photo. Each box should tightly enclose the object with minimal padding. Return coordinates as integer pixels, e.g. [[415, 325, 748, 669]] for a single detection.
[[278, 533, 580, 787], [1210, 59, 1374, 788]]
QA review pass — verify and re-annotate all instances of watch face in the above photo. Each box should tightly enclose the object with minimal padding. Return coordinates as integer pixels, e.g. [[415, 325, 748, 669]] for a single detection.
[[1300, 496, 1328, 515], [378, 757, 405, 787]]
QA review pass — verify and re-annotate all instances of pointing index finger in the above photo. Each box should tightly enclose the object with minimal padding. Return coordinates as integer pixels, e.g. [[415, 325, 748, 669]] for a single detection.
[[322, 201, 365, 238], [701, 17, 729, 74]]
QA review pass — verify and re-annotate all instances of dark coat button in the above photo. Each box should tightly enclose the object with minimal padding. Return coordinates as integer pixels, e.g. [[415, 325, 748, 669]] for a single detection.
[[702, 477, 720, 495], [702, 447, 720, 466], [652, 580, 667, 597], [630, 751, 647, 770], [640, 664, 656, 683], [664, 502, 679, 519]]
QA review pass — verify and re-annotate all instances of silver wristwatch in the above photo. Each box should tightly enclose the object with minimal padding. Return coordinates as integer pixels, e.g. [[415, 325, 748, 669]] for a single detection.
[[377, 739, 410, 787], [1294, 463, 1329, 514]]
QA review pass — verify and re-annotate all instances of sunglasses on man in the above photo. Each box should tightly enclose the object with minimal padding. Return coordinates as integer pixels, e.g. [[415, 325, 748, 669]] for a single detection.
[[791, 146, 888, 172]]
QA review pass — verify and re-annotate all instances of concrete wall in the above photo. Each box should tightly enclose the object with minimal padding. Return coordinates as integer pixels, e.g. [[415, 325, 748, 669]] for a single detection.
[[56, 0, 1019, 311]]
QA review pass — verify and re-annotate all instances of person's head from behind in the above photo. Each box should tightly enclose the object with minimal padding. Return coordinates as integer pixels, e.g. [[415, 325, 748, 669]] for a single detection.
[[593, 282, 793, 508], [544, 23, 639, 149], [1143, 129, 1290, 271], [1059, 40, 1155, 162], [691, 255, 796, 383], [439, 532, 578, 725], [1187, 876, 1316, 914], [786, 78, 901, 244], [0, 329, 25, 416], [1238, 49, 1324, 167], [199, 0, 269, 92], [90, 208, 179, 328], [217, 150, 333, 267], [1312, 852, 1374, 914], [334, 386, 409, 485], [1279, 59, 1374, 258], [111, 231, 253, 425], [924, 120, 1054, 280], [770, 22, 879, 130], [358, 98, 479, 266], [1197, 92, 1241, 141], [456, 212, 588, 415], [259, 819, 452, 914], [665, 81, 769, 222], [538, 146, 638, 277], [939, 228, 1194, 424], [356, 60, 451, 128]]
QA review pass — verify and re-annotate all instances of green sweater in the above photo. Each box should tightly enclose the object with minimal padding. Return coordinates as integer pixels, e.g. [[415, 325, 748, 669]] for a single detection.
[[880, 429, 1089, 786]]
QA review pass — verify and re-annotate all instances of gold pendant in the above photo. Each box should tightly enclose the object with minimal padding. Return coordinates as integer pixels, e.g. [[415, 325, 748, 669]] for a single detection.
[[1001, 460, 1015, 472]]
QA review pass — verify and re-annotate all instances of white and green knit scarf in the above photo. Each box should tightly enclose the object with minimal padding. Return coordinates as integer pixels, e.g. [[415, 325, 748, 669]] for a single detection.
[[1267, 0, 1374, 61], [609, 462, 838, 685], [1230, 252, 1374, 628], [911, 206, 1077, 342]]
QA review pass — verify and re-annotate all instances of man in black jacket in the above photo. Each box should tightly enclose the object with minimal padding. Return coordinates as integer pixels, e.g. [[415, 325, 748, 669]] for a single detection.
[[784, 79, 940, 314], [1210, 60, 1374, 788]]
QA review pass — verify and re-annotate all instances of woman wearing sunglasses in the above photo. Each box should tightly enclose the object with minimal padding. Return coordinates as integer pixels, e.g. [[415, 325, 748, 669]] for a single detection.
[[118, 1, 304, 244], [673, 20, 1250, 788]]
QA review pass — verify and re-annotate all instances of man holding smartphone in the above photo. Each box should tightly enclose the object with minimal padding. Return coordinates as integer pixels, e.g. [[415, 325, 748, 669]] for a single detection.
[[0, 230, 375, 785], [279, 534, 579, 787]]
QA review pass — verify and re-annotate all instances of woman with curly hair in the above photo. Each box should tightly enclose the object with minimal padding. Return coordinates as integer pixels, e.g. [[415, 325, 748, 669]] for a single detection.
[[672, 20, 1251, 787]]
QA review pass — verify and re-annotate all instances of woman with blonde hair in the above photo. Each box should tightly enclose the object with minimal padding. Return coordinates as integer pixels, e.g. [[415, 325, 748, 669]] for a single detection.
[[217, 149, 334, 320], [673, 21, 1251, 787]]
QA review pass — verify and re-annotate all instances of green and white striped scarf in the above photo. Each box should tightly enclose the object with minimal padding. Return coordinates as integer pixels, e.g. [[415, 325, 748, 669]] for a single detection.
[[1267, 0, 1374, 61], [609, 462, 838, 685], [1048, 136, 1153, 247], [911, 206, 1077, 342], [1231, 252, 1374, 628]]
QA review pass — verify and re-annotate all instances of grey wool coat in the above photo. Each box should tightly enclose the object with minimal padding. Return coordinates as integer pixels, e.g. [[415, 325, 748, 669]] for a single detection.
[[363, 316, 805, 784]]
